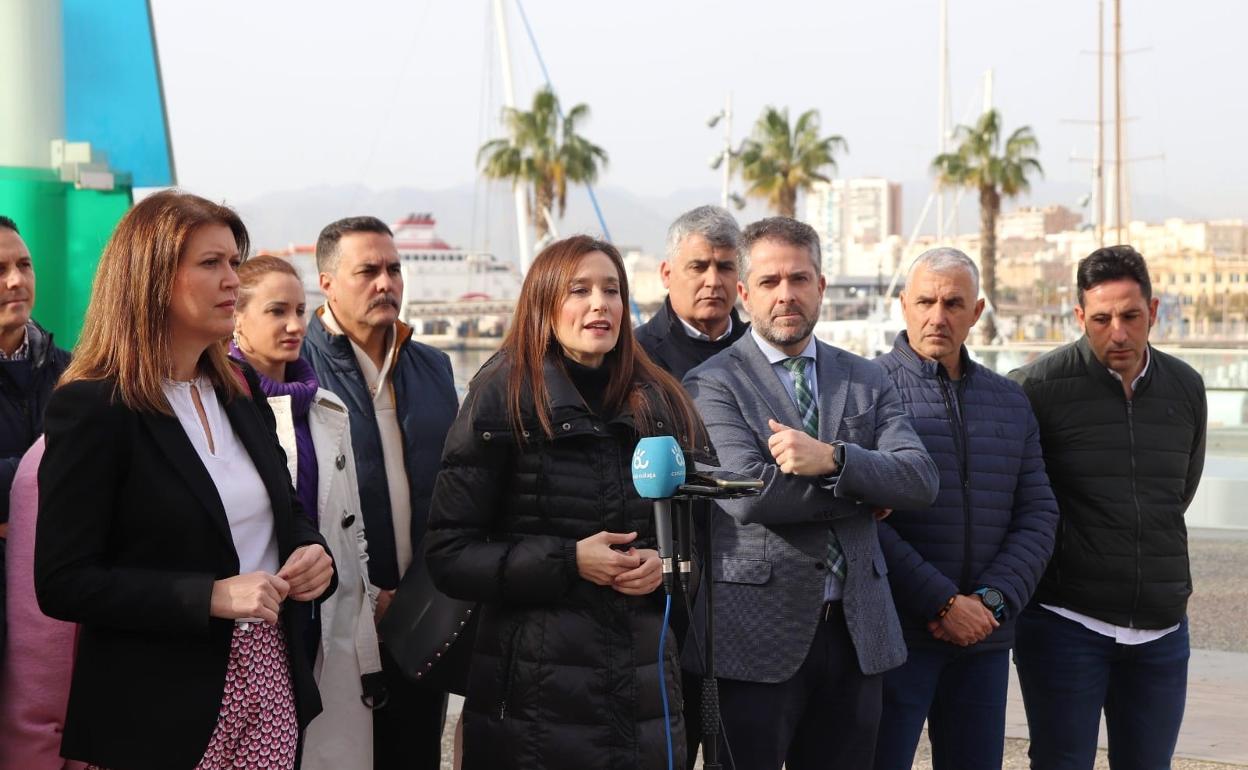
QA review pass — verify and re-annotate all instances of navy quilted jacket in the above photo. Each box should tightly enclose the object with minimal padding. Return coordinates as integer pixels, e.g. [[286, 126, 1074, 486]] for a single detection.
[[875, 333, 1058, 651]]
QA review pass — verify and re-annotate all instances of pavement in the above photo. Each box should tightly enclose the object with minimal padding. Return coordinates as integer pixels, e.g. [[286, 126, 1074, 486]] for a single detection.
[[439, 527, 1248, 768], [999, 647, 1248, 767]]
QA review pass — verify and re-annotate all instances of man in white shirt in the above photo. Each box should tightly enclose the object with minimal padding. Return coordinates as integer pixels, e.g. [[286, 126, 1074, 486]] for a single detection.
[[634, 205, 749, 381], [1010, 245, 1207, 769], [632, 205, 751, 765], [682, 217, 939, 769], [302, 216, 460, 769]]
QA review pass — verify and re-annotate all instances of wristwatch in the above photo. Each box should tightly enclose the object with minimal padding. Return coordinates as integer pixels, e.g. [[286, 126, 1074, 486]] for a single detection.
[[832, 442, 846, 472], [974, 586, 1006, 620]]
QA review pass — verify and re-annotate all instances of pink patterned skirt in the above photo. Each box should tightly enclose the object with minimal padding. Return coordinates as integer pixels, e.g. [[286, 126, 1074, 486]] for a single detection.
[[88, 620, 299, 770]]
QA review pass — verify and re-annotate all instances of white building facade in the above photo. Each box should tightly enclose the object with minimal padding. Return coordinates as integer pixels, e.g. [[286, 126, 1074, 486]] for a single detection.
[[803, 177, 903, 279]]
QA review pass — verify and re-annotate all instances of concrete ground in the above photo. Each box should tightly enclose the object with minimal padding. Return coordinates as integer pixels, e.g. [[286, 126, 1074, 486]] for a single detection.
[[439, 528, 1248, 769], [916, 737, 1242, 770]]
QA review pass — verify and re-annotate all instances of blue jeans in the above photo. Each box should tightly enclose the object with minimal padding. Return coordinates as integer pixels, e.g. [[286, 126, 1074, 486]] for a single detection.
[[874, 646, 1010, 770], [1014, 605, 1190, 770]]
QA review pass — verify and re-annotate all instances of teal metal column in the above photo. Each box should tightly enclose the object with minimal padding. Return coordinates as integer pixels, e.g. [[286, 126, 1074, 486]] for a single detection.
[[0, 168, 132, 345], [0, 0, 173, 347]]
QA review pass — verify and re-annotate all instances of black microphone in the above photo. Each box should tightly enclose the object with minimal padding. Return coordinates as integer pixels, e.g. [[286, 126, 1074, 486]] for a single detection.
[[674, 498, 693, 596], [630, 436, 686, 594]]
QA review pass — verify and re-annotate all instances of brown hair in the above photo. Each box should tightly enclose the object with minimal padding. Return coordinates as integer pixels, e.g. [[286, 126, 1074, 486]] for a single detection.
[[236, 255, 301, 312], [739, 216, 822, 280], [60, 189, 250, 413], [499, 235, 702, 447]]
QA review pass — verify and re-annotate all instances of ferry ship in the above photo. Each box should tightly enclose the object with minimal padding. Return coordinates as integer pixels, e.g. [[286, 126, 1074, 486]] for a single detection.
[[266, 212, 522, 314], [391, 213, 522, 304]]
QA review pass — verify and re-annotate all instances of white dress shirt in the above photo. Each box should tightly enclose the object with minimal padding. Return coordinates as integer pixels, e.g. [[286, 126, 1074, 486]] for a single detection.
[[749, 330, 843, 601], [162, 376, 279, 576], [678, 314, 734, 342]]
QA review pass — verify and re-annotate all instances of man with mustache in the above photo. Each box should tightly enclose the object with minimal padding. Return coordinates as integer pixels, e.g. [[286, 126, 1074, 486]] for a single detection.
[[0, 216, 70, 654], [683, 216, 939, 769], [1009, 245, 1206, 769], [635, 205, 749, 380], [302, 216, 459, 769]]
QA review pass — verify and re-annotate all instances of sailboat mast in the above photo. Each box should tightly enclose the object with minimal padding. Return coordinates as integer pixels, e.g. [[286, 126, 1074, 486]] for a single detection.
[[721, 92, 733, 210], [1096, 0, 1105, 247], [937, 0, 949, 241], [492, 0, 533, 274], [1114, 0, 1124, 244]]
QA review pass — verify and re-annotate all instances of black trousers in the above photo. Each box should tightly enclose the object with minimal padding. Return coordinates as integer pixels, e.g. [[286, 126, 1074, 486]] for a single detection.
[[717, 602, 883, 770], [373, 644, 448, 770]]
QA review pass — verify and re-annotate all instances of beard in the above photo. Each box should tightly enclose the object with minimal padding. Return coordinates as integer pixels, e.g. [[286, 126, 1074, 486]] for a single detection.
[[754, 307, 818, 349]]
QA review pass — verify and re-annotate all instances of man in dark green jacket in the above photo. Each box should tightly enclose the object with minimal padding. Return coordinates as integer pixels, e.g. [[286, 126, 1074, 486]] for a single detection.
[[1009, 245, 1206, 769]]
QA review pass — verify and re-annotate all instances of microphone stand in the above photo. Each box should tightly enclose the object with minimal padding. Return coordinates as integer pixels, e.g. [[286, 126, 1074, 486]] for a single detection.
[[674, 483, 760, 770], [696, 496, 722, 770]]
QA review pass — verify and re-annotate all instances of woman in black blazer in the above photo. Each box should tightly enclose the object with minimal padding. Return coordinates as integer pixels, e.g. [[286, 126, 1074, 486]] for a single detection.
[[33, 190, 335, 770]]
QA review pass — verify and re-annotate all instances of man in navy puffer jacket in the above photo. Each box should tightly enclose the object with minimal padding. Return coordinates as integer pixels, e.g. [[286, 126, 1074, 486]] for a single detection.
[[872, 248, 1058, 770]]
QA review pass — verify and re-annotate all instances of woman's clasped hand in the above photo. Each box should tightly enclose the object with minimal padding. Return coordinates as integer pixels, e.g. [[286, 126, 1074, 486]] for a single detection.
[[276, 543, 334, 601], [209, 572, 289, 624], [575, 530, 663, 595], [209, 543, 333, 624]]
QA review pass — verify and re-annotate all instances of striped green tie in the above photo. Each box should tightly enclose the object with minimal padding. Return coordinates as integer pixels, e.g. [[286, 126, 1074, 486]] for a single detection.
[[782, 357, 847, 582], [782, 357, 819, 438]]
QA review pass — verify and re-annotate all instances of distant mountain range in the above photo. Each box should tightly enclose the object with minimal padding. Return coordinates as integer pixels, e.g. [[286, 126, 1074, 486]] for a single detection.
[[233, 183, 769, 258], [233, 179, 1208, 262]]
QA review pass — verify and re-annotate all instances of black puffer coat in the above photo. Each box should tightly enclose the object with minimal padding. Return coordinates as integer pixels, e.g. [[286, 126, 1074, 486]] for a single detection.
[[425, 354, 692, 770], [1010, 337, 1206, 628]]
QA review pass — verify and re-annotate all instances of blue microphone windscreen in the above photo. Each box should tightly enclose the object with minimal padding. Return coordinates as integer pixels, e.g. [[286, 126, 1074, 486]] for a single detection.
[[631, 436, 686, 499]]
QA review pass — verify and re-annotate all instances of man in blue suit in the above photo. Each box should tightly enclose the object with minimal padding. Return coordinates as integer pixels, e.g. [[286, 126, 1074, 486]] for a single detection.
[[683, 217, 939, 769]]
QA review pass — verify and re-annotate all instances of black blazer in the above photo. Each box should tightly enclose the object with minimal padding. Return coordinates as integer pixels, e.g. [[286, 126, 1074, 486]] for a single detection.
[[34, 368, 333, 770]]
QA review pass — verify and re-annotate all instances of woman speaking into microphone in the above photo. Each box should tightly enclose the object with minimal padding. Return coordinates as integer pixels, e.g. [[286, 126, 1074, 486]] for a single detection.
[[425, 235, 708, 769]]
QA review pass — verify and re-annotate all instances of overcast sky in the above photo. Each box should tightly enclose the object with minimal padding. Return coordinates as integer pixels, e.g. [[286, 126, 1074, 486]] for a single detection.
[[149, 0, 1243, 223]]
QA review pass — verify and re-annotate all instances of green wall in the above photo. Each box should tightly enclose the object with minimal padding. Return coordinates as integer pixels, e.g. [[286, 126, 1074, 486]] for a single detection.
[[0, 166, 131, 348]]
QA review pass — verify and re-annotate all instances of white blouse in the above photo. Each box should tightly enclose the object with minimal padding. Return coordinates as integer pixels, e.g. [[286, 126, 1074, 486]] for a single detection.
[[162, 376, 280, 575]]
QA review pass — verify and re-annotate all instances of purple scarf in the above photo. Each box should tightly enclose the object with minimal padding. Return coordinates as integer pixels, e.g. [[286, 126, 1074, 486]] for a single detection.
[[230, 342, 320, 524]]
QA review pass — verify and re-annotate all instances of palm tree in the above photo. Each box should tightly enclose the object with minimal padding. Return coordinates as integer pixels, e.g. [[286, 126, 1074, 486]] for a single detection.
[[932, 109, 1043, 341], [478, 86, 608, 244], [737, 107, 847, 218]]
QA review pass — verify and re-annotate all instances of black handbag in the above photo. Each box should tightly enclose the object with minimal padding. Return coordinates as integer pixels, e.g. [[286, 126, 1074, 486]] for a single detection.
[[377, 554, 477, 695]]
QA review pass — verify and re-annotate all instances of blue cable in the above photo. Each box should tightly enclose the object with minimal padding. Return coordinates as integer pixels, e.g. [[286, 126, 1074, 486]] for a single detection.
[[659, 593, 674, 770], [512, 0, 614, 243]]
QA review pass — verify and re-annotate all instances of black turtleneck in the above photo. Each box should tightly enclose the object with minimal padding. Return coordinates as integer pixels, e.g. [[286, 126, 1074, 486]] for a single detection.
[[561, 356, 612, 417]]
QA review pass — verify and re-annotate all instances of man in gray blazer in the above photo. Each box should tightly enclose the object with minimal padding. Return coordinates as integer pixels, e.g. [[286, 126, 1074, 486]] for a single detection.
[[683, 217, 938, 769]]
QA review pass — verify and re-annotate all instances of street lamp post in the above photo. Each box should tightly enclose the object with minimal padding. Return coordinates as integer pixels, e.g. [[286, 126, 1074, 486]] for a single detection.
[[708, 93, 736, 209]]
